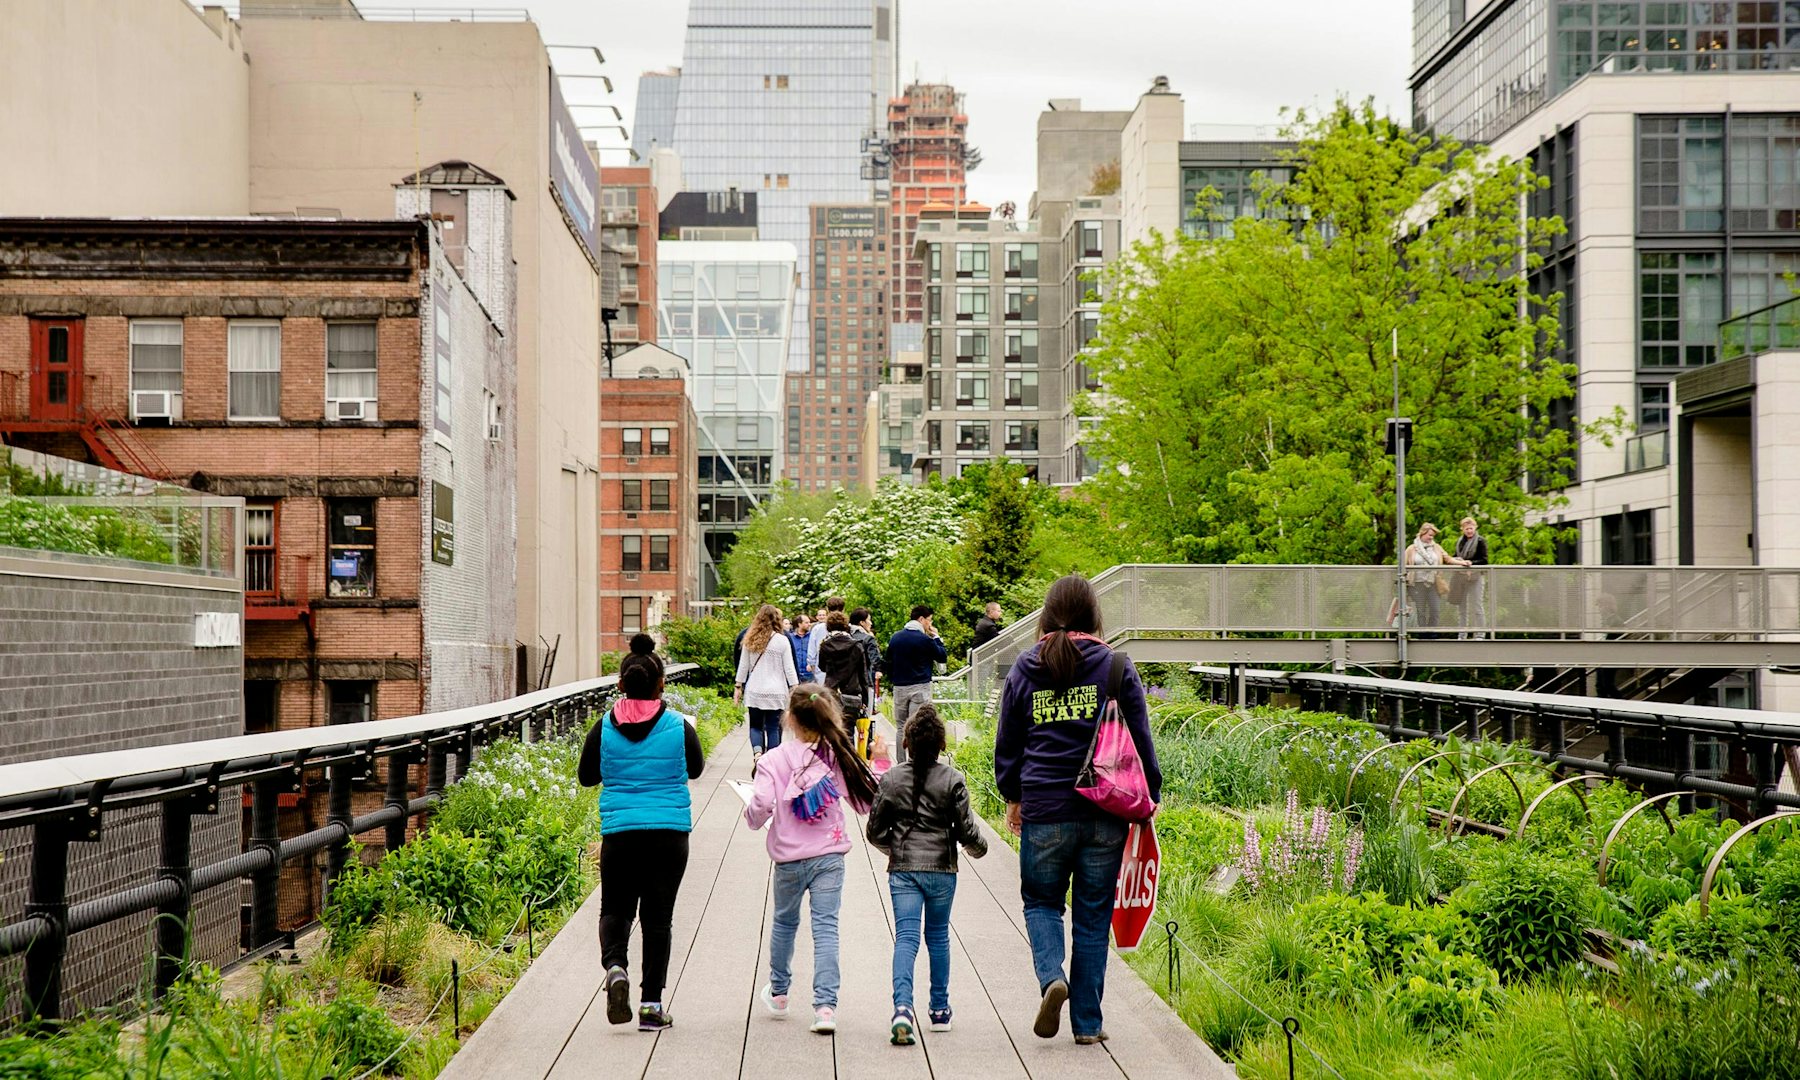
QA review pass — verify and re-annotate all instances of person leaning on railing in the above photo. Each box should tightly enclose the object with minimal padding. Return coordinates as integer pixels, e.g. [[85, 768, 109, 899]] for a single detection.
[[1451, 516, 1489, 640]]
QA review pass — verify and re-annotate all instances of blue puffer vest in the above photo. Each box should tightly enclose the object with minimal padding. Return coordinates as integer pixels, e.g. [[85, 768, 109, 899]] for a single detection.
[[597, 707, 693, 835]]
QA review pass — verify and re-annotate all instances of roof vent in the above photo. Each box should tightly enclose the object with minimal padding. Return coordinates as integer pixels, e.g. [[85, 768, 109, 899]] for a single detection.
[[1150, 75, 1171, 94]]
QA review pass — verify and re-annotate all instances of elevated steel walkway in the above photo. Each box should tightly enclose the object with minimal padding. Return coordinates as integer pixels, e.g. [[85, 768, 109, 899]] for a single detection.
[[968, 564, 1800, 690]]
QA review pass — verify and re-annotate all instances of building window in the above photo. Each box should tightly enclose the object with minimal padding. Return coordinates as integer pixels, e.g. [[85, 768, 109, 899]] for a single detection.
[[1004, 328, 1039, 364], [326, 498, 376, 598], [245, 503, 278, 597], [1639, 382, 1671, 431], [129, 320, 183, 420], [1005, 420, 1040, 452], [228, 321, 281, 420], [621, 597, 643, 634], [1640, 116, 1724, 232], [1639, 252, 1720, 367], [1601, 509, 1655, 566], [1729, 115, 1800, 231], [1005, 369, 1040, 407], [326, 322, 378, 420], [927, 286, 942, 322], [485, 389, 502, 440], [776, 174, 790, 189], [650, 479, 671, 511], [327, 681, 373, 726], [1078, 310, 1102, 350], [1004, 242, 1039, 279], [956, 421, 991, 452], [956, 373, 990, 408], [1004, 286, 1038, 322], [649, 427, 671, 455], [245, 680, 278, 735], [621, 479, 643, 511], [650, 534, 670, 571], [955, 287, 989, 321], [955, 330, 988, 363], [622, 426, 644, 456], [928, 244, 942, 281], [956, 244, 989, 279], [1079, 221, 1103, 258], [433, 305, 453, 439], [621, 534, 642, 572]]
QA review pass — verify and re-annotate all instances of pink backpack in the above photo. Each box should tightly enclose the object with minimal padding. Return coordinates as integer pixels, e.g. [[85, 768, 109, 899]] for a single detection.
[[1074, 651, 1157, 822]]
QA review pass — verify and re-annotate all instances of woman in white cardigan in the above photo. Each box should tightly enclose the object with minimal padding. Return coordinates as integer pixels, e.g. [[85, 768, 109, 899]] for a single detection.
[[735, 603, 801, 775]]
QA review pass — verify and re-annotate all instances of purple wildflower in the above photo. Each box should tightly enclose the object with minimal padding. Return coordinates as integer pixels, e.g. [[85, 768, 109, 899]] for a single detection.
[[1341, 828, 1364, 891]]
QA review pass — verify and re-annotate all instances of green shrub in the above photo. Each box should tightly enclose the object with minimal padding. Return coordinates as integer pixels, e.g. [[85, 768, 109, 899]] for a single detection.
[[281, 992, 406, 1070], [1296, 892, 1477, 979], [321, 851, 393, 946], [1451, 848, 1592, 980], [659, 612, 744, 685], [1355, 809, 1439, 906], [385, 830, 497, 937], [1649, 894, 1779, 962], [1385, 938, 1503, 1038]]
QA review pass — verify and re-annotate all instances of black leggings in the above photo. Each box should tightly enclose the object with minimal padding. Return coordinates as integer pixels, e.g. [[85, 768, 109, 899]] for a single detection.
[[599, 829, 690, 1001]]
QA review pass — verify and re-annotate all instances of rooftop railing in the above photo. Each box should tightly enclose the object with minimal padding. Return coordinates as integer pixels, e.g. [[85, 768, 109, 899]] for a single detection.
[[1720, 294, 1800, 362], [0, 496, 244, 580]]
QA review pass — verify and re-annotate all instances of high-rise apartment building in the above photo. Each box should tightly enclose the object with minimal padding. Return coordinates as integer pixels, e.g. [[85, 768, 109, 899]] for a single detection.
[[788, 203, 888, 491], [915, 208, 1061, 482], [632, 68, 680, 160], [600, 165, 659, 353], [667, 0, 897, 366], [655, 240, 798, 595], [886, 83, 970, 324]]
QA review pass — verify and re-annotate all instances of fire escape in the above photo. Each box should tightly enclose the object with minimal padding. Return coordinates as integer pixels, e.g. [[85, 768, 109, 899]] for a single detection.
[[0, 371, 175, 481]]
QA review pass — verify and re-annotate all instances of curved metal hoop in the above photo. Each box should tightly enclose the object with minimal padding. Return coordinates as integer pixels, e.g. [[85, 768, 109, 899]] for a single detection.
[[1389, 748, 1510, 814], [1699, 811, 1800, 917], [1344, 741, 1412, 805], [1221, 712, 1265, 740], [1513, 772, 1606, 844], [1251, 719, 1299, 746], [1443, 761, 1543, 836], [1597, 791, 1692, 886]]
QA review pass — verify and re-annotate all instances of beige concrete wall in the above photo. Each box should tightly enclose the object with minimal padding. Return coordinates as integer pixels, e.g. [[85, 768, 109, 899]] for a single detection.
[[244, 17, 601, 682], [1755, 355, 1800, 565], [1120, 90, 1183, 251], [1688, 416, 1753, 565], [0, 0, 250, 215]]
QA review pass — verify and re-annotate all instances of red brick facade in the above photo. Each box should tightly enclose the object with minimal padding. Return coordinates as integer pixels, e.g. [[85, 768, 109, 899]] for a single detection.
[[600, 165, 658, 351], [600, 359, 697, 653]]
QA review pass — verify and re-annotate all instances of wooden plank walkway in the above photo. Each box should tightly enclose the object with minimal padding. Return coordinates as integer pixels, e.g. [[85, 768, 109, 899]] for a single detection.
[[442, 726, 1233, 1080]]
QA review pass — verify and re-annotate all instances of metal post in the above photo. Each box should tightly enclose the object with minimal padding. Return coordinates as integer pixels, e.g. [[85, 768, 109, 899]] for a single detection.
[[1500, 708, 1517, 746], [1427, 699, 1444, 738], [384, 752, 413, 854], [249, 779, 282, 950], [427, 743, 449, 797], [1391, 330, 1409, 671], [323, 764, 355, 905], [1750, 739, 1780, 818], [152, 799, 194, 999], [22, 820, 73, 1023]]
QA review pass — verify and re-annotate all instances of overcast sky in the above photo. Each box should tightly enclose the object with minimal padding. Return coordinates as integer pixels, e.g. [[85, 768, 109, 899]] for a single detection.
[[544, 1, 1413, 208]]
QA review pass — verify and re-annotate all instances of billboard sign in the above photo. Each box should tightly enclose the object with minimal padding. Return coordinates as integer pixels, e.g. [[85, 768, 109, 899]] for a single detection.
[[825, 205, 879, 238], [548, 69, 600, 264]]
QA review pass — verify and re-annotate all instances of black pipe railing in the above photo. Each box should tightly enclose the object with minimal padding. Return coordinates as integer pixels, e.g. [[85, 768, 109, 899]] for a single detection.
[[1192, 665, 1800, 817], [0, 665, 695, 1024]]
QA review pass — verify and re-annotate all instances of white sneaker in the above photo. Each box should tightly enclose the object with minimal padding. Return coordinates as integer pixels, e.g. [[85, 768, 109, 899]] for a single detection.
[[811, 1006, 836, 1034], [760, 982, 789, 1019]]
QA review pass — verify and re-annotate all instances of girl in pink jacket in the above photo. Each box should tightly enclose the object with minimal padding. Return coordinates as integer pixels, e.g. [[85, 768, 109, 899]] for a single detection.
[[743, 685, 878, 1034]]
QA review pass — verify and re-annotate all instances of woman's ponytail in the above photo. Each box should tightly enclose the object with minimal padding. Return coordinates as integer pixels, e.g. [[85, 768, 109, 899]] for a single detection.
[[1037, 574, 1104, 686], [786, 685, 877, 806]]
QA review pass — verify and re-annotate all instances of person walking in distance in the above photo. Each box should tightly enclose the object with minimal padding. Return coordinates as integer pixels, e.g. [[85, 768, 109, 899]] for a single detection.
[[736, 604, 800, 778], [578, 634, 706, 1032], [886, 604, 947, 764], [789, 613, 816, 685], [849, 606, 883, 711], [866, 705, 988, 1045], [817, 611, 871, 722], [1452, 516, 1490, 640], [807, 596, 846, 681], [972, 602, 1004, 651], [744, 686, 880, 1034], [994, 575, 1162, 1045]]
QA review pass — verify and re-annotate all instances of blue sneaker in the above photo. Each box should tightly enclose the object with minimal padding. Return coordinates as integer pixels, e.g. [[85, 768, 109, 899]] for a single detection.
[[928, 1007, 952, 1032], [890, 1005, 916, 1045]]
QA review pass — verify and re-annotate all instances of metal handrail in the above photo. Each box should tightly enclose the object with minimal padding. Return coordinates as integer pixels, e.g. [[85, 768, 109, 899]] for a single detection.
[[0, 664, 694, 1023]]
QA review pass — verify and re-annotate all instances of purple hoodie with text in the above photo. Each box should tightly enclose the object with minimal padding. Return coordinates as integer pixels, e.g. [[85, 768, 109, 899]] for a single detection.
[[993, 637, 1162, 824]]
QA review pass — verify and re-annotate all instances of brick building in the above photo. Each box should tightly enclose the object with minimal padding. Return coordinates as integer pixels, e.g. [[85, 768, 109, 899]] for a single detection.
[[600, 165, 659, 354], [786, 203, 888, 492], [0, 169, 517, 926], [601, 343, 699, 650], [887, 84, 971, 325]]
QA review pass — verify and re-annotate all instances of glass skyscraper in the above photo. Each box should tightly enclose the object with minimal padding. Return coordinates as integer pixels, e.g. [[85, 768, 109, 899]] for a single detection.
[[631, 69, 681, 160], [669, 0, 897, 366], [655, 240, 798, 595]]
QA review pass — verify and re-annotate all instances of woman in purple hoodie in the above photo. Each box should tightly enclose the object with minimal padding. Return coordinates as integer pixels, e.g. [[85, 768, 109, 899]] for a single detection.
[[993, 574, 1161, 1046]]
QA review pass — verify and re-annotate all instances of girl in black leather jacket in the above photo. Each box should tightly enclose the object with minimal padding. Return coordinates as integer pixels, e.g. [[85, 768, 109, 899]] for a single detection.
[[866, 706, 988, 1046]]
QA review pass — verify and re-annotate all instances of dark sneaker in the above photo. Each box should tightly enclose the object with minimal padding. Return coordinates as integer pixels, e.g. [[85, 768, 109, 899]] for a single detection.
[[638, 1003, 673, 1031], [1033, 979, 1068, 1039], [604, 966, 631, 1025], [890, 1005, 916, 1045], [750, 749, 763, 780], [1074, 1031, 1109, 1045], [928, 1007, 952, 1032]]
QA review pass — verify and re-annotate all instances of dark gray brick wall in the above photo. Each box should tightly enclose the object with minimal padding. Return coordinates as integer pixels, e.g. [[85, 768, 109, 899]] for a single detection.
[[0, 554, 243, 1012]]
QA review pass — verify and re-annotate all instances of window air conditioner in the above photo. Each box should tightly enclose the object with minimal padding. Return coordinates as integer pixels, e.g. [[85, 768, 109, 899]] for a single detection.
[[132, 390, 172, 421], [330, 399, 378, 422]]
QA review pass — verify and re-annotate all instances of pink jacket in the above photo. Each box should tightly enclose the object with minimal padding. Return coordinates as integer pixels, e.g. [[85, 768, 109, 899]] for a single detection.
[[744, 738, 868, 863]]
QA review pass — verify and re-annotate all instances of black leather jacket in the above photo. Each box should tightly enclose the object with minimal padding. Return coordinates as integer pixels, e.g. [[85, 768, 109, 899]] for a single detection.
[[865, 761, 988, 874]]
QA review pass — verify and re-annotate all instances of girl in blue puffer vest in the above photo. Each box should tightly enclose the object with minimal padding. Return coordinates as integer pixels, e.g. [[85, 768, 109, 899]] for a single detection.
[[578, 633, 705, 1032]]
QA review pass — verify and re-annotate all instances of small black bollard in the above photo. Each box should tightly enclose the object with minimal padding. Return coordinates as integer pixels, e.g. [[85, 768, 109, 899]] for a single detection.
[[1283, 1015, 1301, 1080], [451, 958, 461, 1035], [1164, 920, 1181, 993]]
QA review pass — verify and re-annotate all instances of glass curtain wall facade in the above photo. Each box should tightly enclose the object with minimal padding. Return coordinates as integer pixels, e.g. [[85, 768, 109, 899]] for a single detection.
[[655, 241, 798, 595], [669, 1, 896, 367], [632, 69, 681, 160], [1415, 1, 1800, 143]]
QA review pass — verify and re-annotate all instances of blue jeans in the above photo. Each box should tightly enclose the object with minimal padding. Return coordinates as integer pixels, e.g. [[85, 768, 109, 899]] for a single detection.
[[889, 871, 956, 1012], [748, 707, 783, 753], [768, 853, 844, 1008], [1020, 817, 1128, 1038]]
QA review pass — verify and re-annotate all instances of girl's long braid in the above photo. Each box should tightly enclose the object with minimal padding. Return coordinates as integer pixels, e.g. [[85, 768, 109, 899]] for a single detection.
[[786, 685, 877, 806]]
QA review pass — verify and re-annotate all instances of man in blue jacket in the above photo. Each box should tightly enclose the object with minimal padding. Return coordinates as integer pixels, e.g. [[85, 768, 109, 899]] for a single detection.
[[885, 603, 946, 763]]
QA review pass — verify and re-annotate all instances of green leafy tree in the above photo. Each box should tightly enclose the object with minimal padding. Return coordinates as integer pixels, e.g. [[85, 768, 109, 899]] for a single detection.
[[717, 483, 840, 600], [959, 460, 1036, 614], [1085, 99, 1611, 565]]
